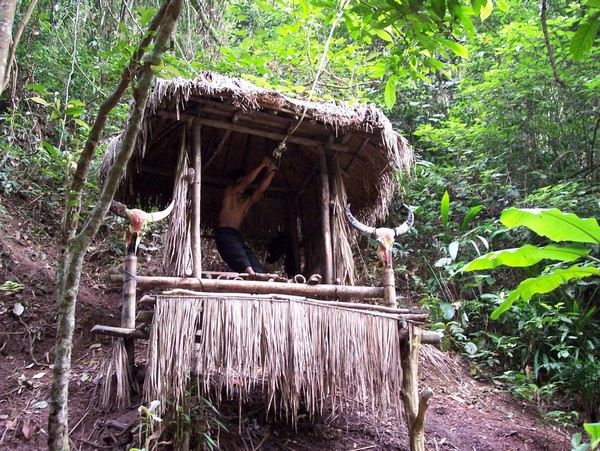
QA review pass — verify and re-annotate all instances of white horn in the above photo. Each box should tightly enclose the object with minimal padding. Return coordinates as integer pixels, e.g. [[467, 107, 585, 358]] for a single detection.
[[146, 199, 175, 223], [394, 204, 414, 236], [345, 204, 376, 236]]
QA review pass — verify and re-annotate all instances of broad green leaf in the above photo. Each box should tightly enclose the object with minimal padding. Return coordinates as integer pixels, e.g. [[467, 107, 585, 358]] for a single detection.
[[384, 75, 397, 109], [480, 0, 493, 20], [461, 205, 482, 229], [374, 28, 394, 43], [584, 422, 600, 449], [496, 0, 509, 11], [585, 0, 600, 9], [73, 118, 90, 130], [442, 39, 469, 58], [501, 208, 600, 244], [431, 0, 446, 19], [570, 15, 600, 61], [491, 265, 600, 319], [29, 96, 50, 106], [441, 190, 450, 228], [65, 106, 84, 116], [462, 244, 589, 271]]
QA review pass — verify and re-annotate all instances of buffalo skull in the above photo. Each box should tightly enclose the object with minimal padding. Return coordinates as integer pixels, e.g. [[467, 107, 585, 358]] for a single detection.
[[119, 201, 175, 253], [345, 204, 414, 267]]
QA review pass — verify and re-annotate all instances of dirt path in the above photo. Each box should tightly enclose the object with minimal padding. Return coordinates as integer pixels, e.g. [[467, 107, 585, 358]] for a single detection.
[[0, 198, 571, 450]]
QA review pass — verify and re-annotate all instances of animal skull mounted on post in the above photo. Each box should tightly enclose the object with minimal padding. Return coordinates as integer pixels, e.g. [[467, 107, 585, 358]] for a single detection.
[[111, 200, 175, 253], [345, 204, 414, 268]]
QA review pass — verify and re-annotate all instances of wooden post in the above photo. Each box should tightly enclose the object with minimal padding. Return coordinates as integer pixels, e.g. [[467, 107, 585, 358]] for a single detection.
[[320, 150, 333, 284], [121, 254, 137, 372], [400, 324, 433, 451], [191, 121, 202, 278], [383, 265, 396, 307]]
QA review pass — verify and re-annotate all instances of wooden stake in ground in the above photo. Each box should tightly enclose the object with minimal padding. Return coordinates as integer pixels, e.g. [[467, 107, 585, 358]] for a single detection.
[[400, 324, 433, 451]]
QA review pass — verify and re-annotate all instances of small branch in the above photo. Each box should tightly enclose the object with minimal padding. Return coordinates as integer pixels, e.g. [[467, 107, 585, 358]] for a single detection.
[[191, 0, 220, 44], [540, 0, 566, 88]]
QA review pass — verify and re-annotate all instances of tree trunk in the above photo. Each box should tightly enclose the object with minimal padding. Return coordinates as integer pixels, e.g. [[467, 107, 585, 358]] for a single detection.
[[47, 1, 184, 449], [0, 0, 18, 90]]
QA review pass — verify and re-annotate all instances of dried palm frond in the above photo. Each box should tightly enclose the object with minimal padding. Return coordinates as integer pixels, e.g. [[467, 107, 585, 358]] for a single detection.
[[163, 129, 192, 276], [144, 294, 404, 423], [330, 155, 355, 285], [98, 338, 134, 409]]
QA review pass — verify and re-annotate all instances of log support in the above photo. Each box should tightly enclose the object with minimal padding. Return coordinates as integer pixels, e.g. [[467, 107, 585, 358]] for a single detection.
[[109, 274, 383, 300], [400, 324, 433, 451], [121, 254, 137, 373], [320, 150, 333, 284], [383, 266, 396, 307], [191, 121, 202, 278]]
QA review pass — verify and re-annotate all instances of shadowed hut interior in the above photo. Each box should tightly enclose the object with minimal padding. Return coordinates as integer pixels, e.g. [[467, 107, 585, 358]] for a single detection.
[[101, 72, 413, 284]]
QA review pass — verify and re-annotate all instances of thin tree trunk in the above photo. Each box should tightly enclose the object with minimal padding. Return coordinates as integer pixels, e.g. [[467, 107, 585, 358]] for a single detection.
[[47, 1, 184, 449], [0, 0, 18, 91], [0, 0, 38, 95], [540, 0, 566, 88]]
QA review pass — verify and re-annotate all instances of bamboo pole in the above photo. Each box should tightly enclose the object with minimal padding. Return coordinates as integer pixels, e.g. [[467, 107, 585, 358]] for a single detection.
[[121, 255, 137, 372], [191, 121, 202, 278], [383, 266, 396, 307], [320, 151, 333, 284], [109, 274, 383, 300]]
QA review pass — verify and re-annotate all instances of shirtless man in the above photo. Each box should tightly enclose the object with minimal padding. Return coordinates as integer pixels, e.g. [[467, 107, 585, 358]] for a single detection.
[[215, 157, 278, 275]]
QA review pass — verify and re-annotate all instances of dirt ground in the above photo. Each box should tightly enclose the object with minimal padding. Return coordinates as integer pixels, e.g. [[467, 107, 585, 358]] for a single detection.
[[0, 194, 572, 450]]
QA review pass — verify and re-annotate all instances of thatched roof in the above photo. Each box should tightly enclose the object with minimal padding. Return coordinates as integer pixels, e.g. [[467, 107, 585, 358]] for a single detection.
[[101, 71, 413, 237]]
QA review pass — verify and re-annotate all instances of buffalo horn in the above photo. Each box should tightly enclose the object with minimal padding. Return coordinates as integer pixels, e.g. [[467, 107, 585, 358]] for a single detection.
[[345, 204, 376, 236], [394, 204, 414, 236], [146, 199, 175, 223]]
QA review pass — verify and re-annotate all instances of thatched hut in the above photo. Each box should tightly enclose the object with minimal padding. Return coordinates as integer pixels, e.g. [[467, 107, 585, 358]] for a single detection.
[[96, 73, 441, 449], [102, 71, 413, 285]]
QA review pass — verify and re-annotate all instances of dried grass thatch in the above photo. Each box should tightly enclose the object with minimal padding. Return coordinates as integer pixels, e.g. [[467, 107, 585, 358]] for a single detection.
[[143, 293, 404, 423], [101, 71, 412, 226], [98, 338, 134, 409]]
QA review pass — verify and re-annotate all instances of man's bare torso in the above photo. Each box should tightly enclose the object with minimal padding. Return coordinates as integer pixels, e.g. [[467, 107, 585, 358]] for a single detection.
[[218, 187, 252, 230]]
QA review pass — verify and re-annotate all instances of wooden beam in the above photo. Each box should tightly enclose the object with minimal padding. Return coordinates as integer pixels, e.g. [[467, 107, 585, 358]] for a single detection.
[[91, 324, 147, 339], [320, 150, 333, 284], [109, 275, 384, 300], [157, 111, 353, 152], [191, 121, 202, 278]]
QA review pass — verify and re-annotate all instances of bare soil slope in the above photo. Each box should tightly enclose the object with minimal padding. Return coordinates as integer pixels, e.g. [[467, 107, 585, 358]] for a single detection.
[[0, 195, 571, 450]]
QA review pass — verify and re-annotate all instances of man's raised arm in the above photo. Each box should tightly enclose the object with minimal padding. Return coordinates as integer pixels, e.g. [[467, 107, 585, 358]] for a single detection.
[[249, 158, 277, 204], [231, 157, 271, 193]]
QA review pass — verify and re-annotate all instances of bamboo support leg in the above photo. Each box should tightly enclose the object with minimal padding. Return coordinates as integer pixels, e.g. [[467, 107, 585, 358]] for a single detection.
[[320, 151, 333, 284], [383, 266, 396, 307], [400, 325, 433, 451], [191, 122, 202, 278], [121, 255, 137, 373]]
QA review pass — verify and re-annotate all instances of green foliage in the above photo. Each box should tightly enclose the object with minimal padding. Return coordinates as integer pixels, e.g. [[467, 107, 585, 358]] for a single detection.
[[500, 208, 600, 244], [463, 245, 590, 271], [462, 208, 600, 319]]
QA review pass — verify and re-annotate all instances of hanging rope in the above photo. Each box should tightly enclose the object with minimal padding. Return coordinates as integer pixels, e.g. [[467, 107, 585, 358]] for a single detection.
[[272, 0, 351, 160]]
